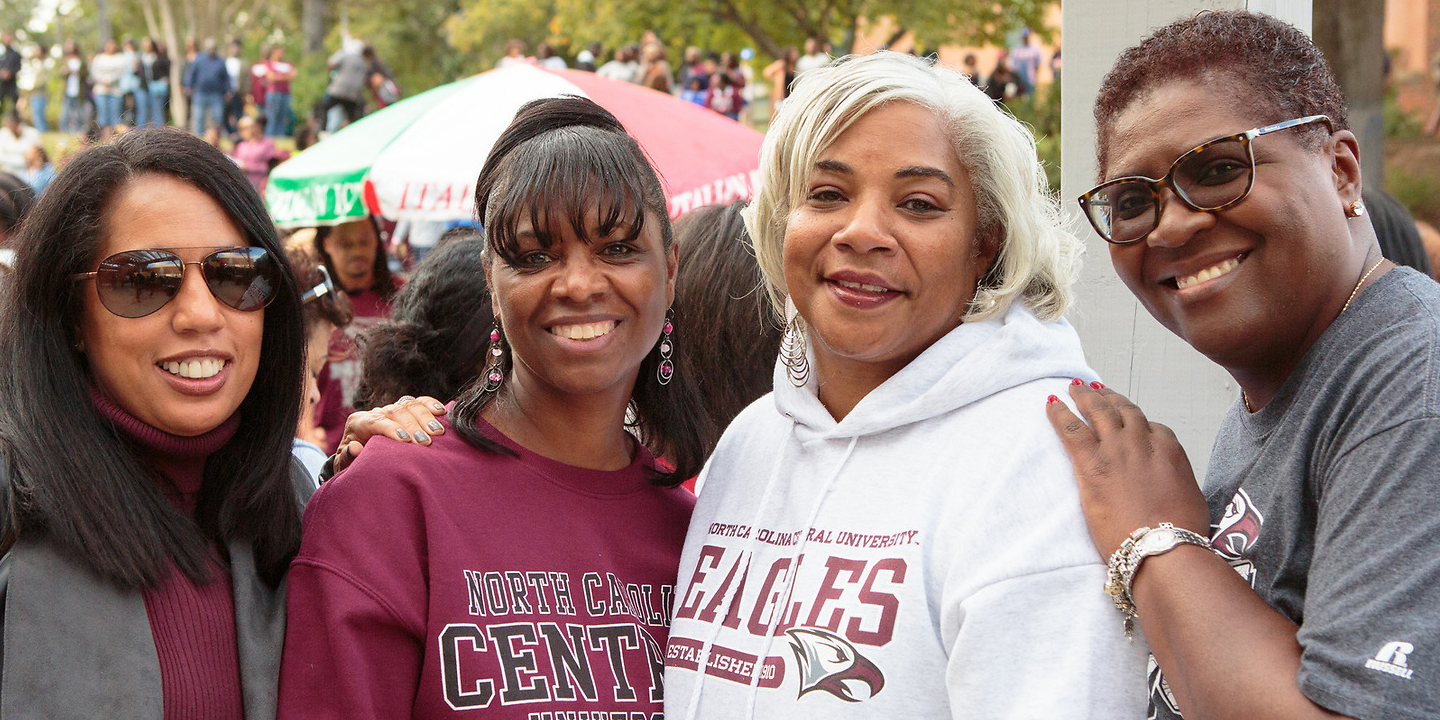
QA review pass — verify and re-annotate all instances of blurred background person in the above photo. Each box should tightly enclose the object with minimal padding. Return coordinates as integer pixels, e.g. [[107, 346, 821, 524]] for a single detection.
[[351, 231, 488, 410], [0, 31, 19, 117], [288, 246, 354, 485], [232, 114, 279, 192], [20, 43, 50, 132], [21, 142, 53, 196], [0, 110, 39, 176], [0, 170, 34, 251], [311, 217, 401, 449], [60, 40, 89, 134], [263, 45, 295, 137], [184, 38, 229, 136], [672, 200, 780, 443], [90, 39, 127, 136], [144, 38, 170, 128]]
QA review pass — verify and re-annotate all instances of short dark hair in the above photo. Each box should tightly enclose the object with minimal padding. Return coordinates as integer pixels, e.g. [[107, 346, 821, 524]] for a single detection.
[[674, 201, 781, 431], [312, 216, 398, 301], [0, 171, 35, 240], [455, 96, 715, 484], [1094, 10, 1349, 174], [352, 234, 490, 409], [0, 127, 306, 590]]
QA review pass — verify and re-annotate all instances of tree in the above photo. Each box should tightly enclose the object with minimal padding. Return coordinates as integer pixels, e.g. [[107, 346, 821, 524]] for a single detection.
[[446, 0, 1056, 67]]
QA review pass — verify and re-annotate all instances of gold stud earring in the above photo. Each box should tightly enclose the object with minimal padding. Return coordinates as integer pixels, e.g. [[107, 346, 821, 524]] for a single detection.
[[1346, 198, 1366, 218]]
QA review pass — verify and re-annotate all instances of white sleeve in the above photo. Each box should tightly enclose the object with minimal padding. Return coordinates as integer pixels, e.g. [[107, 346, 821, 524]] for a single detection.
[[944, 565, 1149, 719]]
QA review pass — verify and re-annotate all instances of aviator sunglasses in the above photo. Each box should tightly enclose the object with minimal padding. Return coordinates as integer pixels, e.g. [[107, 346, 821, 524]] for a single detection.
[[75, 247, 283, 318], [1078, 115, 1333, 245]]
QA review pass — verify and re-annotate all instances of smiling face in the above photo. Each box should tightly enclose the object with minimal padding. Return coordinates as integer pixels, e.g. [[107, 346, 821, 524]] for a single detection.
[[79, 174, 264, 436], [784, 101, 995, 404], [1102, 77, 1365, 374], [487, 206, 676, 405], [322, 220, 379, 292]]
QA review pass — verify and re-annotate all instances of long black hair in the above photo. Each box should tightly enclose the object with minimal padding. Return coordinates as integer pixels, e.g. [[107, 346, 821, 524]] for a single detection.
[[0, 127, 307, 590], [452, 96, 715, 484], [352, 232, 490, 409], [312, 216, 398, 301]]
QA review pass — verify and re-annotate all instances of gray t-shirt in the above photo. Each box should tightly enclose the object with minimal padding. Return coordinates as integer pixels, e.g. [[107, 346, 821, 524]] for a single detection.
[[1150, 267, 1440, 720]]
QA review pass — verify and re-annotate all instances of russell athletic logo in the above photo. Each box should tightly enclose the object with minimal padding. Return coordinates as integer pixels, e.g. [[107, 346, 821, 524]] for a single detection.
[[1365, 641, 1416, 680], [786, 627, 886, 702]]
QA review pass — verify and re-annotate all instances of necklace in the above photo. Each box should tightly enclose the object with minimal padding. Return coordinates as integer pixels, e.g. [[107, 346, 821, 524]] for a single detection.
[[1342, 257, 1386, 313], [1245, 256, 1386, 413]]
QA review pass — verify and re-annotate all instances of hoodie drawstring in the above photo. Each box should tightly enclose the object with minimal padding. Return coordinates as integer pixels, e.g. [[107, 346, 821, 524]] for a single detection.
[[739, 434, 857, 720], [680, 420, 797, 720], [679, 427, 861, 720]]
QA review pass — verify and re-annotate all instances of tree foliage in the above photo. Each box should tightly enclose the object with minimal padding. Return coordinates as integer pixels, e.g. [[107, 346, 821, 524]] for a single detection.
[[447, 0, 1055, 66], [25, 0, 1054, 128]]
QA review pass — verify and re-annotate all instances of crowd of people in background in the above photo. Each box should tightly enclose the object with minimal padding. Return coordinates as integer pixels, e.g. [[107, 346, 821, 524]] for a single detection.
[[0, 24, 1065, 210], [0, 28, 402, 200], [2, 10, 1440, 720]]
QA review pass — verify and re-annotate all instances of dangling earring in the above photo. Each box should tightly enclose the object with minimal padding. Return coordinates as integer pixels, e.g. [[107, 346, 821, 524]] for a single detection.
[[1346, 198, 1366, 218], [780, 307, 810, 387], [656, 308, 675, 386], [482, 324, 506, 393]]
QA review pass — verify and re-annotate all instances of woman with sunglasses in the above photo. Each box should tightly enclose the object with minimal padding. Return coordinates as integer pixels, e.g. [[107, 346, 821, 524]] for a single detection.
[[0, 127, 309, 717], [277, 96, 712, 719], [1049, 12, 1440, 720], [289, 251, 353, 485]]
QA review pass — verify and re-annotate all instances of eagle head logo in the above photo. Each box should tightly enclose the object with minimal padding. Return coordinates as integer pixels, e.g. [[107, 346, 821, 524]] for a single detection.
[[785, 627, 885, 702], [1212, 487, 1265, 587], [1214, 487, 1265, 559]]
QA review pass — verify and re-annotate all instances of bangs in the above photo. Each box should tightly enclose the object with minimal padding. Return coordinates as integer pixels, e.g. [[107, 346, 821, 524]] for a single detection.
[[484, 126, 661, 263]]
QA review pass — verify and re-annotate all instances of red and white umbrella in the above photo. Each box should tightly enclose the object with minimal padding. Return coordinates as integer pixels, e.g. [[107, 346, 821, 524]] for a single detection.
[[267, 64, 764, 227]]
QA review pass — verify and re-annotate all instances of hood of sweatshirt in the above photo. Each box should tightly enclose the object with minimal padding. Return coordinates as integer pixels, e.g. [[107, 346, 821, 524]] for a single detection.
[[774, 301, 1094, 444]]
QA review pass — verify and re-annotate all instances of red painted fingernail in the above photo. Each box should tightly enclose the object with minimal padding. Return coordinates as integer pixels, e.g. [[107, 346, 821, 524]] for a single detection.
[[1091, 381, 1105, 390], [1072, 378, 1085, 386], [1047, 395, 1059, 404]]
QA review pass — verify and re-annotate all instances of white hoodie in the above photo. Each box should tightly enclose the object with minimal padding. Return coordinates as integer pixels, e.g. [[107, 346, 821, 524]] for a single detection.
[[664, 303, 1148, 719]]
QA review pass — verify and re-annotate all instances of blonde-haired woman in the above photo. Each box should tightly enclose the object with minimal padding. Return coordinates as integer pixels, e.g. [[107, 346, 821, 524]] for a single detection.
[[664, 51, 1146, 718]]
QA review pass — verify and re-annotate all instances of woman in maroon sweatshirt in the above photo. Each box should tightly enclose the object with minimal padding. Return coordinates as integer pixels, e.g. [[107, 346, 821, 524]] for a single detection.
[[0, 127, 309, 719], [278, 97, 713, 719]]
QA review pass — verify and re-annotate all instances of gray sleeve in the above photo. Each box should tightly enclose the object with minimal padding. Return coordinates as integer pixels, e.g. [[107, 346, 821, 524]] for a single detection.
[[1295, 418, 1440, 720]]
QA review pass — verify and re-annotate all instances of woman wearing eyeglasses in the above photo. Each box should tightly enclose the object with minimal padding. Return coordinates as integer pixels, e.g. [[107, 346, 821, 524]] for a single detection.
[[0, 127, 309, 718], [1048, 12, 1440, 720]]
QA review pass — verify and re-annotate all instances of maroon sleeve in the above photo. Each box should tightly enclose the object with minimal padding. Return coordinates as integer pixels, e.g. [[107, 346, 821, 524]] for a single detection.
[[277, 440, 431, 720], [314, 364, 348, 454]]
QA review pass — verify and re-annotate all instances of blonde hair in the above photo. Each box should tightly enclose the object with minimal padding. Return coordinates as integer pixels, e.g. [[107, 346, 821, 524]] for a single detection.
[[743, 51, 1078, 323]]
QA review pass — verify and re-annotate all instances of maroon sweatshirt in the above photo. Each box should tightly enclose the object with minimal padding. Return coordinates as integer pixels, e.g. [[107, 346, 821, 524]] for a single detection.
[[278, 416, 695, 720]]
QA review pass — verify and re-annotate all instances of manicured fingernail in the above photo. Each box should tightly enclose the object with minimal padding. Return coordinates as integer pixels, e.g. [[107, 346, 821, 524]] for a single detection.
[[1090, 381, 1105, 390], [1047, 395, 1059, 404], [433, 403, 445, 412], [395, 429, 411, 440], [414, 431, 429, 443], [1072, 378, 1085, 385], [428, 421, 442, 432]]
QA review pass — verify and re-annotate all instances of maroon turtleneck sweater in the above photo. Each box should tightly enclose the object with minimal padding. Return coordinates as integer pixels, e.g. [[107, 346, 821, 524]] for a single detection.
[[91, 389, 246, 720]]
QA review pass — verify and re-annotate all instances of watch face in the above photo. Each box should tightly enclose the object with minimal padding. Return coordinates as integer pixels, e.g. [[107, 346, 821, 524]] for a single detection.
[[1137, 527, 1178, 554]]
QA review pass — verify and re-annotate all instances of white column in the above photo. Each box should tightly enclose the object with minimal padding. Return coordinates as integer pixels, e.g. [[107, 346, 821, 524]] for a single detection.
[[1060, 0, 1312, 477]]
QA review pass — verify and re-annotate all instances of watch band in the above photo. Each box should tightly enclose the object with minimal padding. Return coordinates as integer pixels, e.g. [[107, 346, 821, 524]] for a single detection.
[[1104, 522, 1218, 639]]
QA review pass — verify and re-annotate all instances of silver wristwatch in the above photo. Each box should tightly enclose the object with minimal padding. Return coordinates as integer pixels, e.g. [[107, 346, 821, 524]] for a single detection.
[[1105, 522, 1217, 638]]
